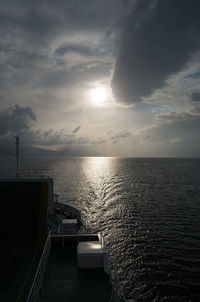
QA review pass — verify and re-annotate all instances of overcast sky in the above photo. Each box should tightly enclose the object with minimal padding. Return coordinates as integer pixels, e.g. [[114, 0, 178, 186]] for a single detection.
[[0, 0, 200, 157]]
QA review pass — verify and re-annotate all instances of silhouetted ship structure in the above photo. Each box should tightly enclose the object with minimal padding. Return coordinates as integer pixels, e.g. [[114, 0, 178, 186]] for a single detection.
[[0, 138, 127, 301]]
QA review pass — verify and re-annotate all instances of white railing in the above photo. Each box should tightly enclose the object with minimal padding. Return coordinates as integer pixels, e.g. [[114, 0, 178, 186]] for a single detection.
[[26, 232, 128, 302], [26, 232, 51, 302]]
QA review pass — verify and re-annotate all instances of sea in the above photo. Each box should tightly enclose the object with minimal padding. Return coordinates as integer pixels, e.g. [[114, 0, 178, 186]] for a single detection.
[[0, 157, 200, 302]]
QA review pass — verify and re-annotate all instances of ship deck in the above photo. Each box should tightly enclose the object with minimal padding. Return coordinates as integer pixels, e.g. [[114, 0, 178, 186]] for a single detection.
[[40, 241, 112, 302], [0, 236, 42, 302]]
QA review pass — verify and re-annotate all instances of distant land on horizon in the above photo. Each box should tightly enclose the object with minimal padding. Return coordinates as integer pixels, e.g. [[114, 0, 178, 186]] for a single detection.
[[0, 143, 199, 158]]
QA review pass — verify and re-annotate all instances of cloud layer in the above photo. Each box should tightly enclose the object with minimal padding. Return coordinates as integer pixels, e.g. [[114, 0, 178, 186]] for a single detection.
[[0, 1, 200, 157], [0, 104, 36, 136], [0, 104, 199, 157], [0, 0, 125, 114]]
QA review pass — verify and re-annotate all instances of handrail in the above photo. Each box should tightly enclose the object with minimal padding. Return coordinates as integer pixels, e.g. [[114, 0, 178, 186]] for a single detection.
[[26, 232, 128, 302], [26, 232, 51, 302]]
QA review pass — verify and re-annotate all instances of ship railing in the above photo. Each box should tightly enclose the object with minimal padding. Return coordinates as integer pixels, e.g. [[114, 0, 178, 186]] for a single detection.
[[100, 232, 128, 302], [0, 169, 53, 178], [26, 232, 51, 302]]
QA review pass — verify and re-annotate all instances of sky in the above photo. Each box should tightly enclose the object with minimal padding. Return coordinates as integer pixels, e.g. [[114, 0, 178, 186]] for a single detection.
[[0, 0, 200, 157]]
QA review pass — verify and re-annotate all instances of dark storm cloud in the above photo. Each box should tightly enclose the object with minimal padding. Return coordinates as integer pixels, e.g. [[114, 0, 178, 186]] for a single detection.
[[0, 104, 36, 136], [111, 0, 200, 105]]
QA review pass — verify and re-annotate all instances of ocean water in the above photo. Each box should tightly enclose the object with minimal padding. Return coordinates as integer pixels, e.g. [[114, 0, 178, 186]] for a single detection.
[[1, 157, 200, 301]]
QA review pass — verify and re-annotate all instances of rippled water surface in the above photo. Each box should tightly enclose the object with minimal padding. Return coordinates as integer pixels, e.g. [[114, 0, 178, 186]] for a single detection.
[[1, 157, 200, 301]]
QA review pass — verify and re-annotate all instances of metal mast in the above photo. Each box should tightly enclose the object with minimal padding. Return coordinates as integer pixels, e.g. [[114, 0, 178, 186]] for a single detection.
[[15, 136, 19, 177]]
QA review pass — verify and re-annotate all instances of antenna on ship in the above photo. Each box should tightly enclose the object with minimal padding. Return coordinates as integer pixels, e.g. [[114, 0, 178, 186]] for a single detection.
[[15, 136, 20, 177]]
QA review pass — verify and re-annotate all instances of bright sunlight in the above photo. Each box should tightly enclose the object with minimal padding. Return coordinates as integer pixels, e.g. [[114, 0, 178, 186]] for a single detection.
[[90, 87, 108, 104]]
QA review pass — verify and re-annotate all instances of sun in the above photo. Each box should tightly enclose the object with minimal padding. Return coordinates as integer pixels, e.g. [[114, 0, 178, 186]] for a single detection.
[[90, 87, 108, 104]]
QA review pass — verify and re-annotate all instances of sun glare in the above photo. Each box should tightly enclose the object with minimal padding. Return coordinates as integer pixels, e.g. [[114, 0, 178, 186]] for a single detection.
[[90, 87, 107, 104]]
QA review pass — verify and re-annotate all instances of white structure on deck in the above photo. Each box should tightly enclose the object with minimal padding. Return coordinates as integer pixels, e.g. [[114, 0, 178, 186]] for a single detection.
[[61, 218, 78, 233], [77, 241, 104, 269]]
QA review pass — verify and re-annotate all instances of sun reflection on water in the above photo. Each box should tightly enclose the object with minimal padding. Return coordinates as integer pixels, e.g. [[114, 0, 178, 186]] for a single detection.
[[82, 157, 116, 193], [80, 157, 117, 230]]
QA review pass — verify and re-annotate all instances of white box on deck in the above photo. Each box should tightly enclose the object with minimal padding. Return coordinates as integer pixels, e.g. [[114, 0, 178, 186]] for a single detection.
[[62, 218, 78, 232], [62, 218, 78, 225], [77, 241, 104, 269]]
